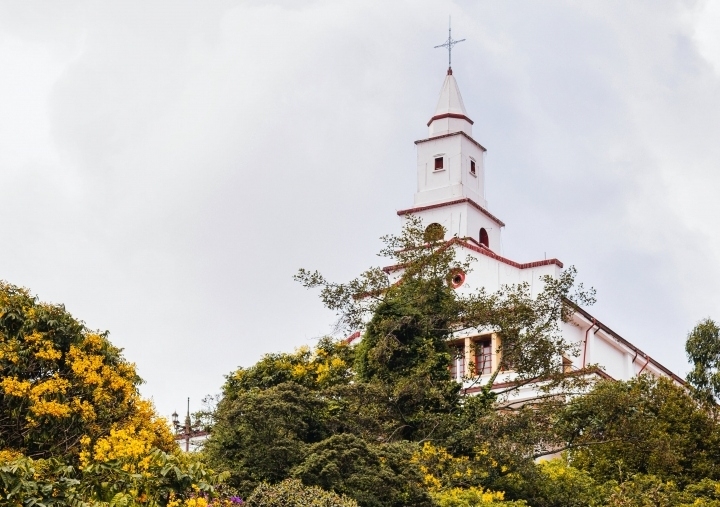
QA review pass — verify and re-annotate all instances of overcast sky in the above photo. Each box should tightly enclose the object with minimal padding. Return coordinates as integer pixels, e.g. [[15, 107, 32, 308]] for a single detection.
[[2, 0, 720, 419]]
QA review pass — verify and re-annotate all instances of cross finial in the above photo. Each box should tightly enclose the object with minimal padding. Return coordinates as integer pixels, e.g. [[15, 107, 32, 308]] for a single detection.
[[434, 17, 465, 74]]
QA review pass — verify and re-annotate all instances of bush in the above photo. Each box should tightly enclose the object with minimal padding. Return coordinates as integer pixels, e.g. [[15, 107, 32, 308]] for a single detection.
[[432, 487, 527, 506], [246, 478, 358, 507], [293, 434, 433, 507]]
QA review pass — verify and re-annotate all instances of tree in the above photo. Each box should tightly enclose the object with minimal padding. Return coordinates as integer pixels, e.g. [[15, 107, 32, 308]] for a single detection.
[[556, 375, 720, 486], [0, 281, 175, 462], [206, 381, 332, 493], [295, 217, 596, 427], [686, 318, 720, 406], [0, 281, 234, 506], [247, 479, 358, 507], [292, 434, 433, 507], [210, 219, 598, 504]]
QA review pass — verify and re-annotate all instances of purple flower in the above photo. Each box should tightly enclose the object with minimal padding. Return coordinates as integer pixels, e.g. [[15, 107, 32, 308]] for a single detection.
[[229, 497, 244, 505]]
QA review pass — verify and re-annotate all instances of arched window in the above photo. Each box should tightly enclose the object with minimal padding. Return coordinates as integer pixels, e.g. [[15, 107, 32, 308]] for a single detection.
[[479, 228, 489, 247], [424, 223, 444, 242]]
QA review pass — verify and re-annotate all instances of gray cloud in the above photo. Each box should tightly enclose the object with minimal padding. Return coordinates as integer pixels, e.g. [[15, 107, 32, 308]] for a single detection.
[[1, 0, 719, 418]]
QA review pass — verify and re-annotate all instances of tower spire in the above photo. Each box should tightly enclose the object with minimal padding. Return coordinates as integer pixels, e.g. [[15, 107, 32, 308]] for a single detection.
[[434, 17, 465, 73]]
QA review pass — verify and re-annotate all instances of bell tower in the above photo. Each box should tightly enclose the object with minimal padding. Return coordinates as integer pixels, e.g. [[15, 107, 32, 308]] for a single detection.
[[398, 68, 504, 251], [414, 68, 486, 208]]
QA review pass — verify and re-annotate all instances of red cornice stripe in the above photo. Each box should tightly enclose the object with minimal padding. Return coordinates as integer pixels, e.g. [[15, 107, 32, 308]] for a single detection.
[[568, 302, 687, 386], [344, 331, 361, 344], [427, 112, 475, 126], [452, 237, 564, 269], [397, 198, 506, 227], [382, 237, 563, 272], [414, 131, 487, 152]]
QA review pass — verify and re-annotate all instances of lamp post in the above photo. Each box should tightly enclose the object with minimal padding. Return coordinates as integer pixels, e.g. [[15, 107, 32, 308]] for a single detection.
[[172, 397, 201, 452]]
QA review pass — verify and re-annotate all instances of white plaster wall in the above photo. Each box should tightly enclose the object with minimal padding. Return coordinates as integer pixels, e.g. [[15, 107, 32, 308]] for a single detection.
[[429, 116, 473, 137], [405, 201, 502, 248], [559, 319, 586, 369], [592, 332, 630, 380], [415, 135, 486, 207], [454, 247, 561, 298]]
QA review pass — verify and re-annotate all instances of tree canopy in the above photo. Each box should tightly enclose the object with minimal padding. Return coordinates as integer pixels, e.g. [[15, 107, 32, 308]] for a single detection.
[[0, 281, 231, 506], [686, 317, 720, 406], [0, 281, 175, 461]]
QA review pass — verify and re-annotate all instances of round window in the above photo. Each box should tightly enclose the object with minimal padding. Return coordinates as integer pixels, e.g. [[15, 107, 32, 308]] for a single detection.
[[448, 269, 466, 289]]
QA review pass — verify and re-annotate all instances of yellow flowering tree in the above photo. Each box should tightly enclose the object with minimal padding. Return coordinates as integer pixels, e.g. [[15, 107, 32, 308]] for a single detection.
[[0, 281, 234, 506], [0, 281, 175, 461]]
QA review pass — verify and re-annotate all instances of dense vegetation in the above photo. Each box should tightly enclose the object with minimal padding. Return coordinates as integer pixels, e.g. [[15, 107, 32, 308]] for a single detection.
[[5, 218, 720, 506], [203, 219, 720, 506]]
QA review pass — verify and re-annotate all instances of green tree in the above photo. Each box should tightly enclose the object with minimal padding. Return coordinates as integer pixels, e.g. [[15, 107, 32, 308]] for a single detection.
[[686, 318, 720, 406], [206, 381, 331, 493], [292, 434, 433, 507], [247, 478, 358, 507], [211, 219, 597, 503], [556, 375, 720, 486], [295, 217, 596, 440]]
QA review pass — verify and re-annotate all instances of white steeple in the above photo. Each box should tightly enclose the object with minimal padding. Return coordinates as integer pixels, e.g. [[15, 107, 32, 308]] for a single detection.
[[398, 69, 503, 251], [428, 69, 474, 138]]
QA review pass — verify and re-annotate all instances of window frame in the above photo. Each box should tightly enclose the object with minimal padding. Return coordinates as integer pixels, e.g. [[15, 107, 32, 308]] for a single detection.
[[473, 337, 492, 376]]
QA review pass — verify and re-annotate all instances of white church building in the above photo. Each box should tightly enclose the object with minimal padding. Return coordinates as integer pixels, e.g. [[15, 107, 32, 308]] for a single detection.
[[350, 65, 684, 400]]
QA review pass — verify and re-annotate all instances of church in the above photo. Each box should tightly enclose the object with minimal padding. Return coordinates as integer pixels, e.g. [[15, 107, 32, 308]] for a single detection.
[[349, 59, 684, 402]]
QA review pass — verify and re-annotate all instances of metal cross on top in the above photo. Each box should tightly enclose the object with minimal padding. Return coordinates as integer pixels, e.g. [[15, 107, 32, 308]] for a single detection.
[[434, 18, 465, 70]]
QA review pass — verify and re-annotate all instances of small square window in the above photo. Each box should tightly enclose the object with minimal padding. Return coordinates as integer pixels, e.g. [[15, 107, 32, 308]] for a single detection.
[[434, 157, 444, 170], [470, 160, 476, 175]]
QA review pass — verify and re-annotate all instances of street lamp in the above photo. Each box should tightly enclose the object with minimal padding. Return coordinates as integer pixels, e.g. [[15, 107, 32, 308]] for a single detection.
[[172, 397, 205, 452]]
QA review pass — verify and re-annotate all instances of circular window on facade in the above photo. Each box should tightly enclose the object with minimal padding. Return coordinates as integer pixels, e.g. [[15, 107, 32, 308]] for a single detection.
[[424, 223, 445, 242], [448, 269, 466, 289]]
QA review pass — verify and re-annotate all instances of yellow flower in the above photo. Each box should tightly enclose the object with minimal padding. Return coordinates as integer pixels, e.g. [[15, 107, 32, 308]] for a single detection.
[[1, 377, 31, 397], [30, 400, 71, 418]]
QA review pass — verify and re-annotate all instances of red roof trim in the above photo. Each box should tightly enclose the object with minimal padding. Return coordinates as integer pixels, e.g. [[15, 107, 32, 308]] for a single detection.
[[569, 303, 687, 386], [344, 331, 361, 344], [382, 238, 563, 272], [397, 198, 505, 227], [415, 131, 487, 152], [427, 112, 475, 126], [453, 238, 563, 269]]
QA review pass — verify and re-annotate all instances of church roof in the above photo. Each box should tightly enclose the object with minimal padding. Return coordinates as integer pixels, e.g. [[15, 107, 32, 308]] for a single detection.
[[381, 237, 562, 274], [427, 69, 474, 126], [397, 197, 503, 227]]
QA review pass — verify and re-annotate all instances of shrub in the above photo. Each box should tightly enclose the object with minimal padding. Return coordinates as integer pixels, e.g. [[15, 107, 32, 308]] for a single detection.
[[246, 478, 358, 507]]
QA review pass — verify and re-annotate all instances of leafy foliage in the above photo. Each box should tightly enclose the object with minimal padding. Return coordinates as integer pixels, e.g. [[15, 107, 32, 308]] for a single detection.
[[557, 375, 720, 486], [206, 381, 331, 493], [0, 281, 232, 506], [293, 434, 432, 507], [431, 487, 527, 507], [0, 281, 175, 462], [686, 318, 720, 405], [0, 445, 230, 507], [246, 479, 358, 507]]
